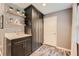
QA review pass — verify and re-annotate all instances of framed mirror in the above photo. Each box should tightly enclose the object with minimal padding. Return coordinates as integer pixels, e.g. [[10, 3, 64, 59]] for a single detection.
[[0, 15, 4, 29]]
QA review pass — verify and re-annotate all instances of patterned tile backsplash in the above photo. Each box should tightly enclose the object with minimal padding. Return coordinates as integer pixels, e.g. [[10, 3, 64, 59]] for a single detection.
[[5, 11, 25, 33]]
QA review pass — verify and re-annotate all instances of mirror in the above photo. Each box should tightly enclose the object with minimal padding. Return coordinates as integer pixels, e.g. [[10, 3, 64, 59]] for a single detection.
[[0, 15, 3, 29]]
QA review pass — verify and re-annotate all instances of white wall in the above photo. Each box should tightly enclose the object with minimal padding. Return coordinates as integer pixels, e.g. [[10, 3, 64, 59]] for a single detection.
[[57, 9, 72, 49], [77, 5, 79, 43], [71, 4, 77, 56], [44, 8, 72, 50], [44, 16, 57, 46], [0, 4, 5, 56]]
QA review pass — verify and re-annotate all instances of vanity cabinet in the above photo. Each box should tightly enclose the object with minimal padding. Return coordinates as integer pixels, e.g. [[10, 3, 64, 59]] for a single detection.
[[77, 43, 79, 56], [11, 40, 25, 56], [11, 37, 31, 56], [24, 5, 44, 52], [11, 36, 32, 56]]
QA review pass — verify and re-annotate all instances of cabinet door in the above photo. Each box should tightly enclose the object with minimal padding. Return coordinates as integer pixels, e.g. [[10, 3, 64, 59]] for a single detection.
[[38, 13, 43, 46], [32, 9, 38, 52], [32, 8, 43, 52], [25, 37, 32, 56], [77, 44, 79, 56], [11, 37, 32, 56], [25, 6, 43, 52], [11, 41, 25, 56]]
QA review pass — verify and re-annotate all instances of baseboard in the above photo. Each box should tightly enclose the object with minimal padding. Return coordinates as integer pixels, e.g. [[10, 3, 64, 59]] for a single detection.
[[43, 43, 71, 52]]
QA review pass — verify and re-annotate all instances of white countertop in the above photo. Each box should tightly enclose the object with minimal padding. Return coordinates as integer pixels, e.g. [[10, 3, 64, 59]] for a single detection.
[[5, 33, 32, 40]]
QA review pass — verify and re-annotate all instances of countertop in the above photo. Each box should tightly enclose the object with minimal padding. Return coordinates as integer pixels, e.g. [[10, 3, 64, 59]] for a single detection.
[[5, 33, 32, 40]]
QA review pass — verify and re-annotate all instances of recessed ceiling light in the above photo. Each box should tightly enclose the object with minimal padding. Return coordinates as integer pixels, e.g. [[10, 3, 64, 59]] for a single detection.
[[42, 3, 46, 6]]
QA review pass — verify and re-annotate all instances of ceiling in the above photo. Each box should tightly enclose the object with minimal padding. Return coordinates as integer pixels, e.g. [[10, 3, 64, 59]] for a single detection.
[[14, 3, 72, 15]]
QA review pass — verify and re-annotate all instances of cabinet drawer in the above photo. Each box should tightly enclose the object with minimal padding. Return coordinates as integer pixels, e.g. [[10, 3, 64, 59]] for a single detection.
[[11, 37, 31, 43]]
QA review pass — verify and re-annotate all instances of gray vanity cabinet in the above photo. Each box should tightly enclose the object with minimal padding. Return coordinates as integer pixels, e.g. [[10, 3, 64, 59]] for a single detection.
[[77, 43, 79, 56], [11, 40, 25, 56], [24, 5, 44, 52], [11, 37, 32, 56]]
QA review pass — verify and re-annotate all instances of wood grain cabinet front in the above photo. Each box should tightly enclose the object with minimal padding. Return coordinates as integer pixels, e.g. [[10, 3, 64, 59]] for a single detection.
[[77, 43, 79, 56], [11, 37, 32, 56], [24, 5, 44, 52], [11, 41, 25, 56]]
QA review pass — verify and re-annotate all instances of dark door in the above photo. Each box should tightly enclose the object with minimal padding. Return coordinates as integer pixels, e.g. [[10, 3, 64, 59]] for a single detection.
[[32, 8, 43, 52], [24, 5, 43, 52]]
